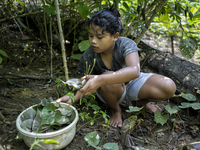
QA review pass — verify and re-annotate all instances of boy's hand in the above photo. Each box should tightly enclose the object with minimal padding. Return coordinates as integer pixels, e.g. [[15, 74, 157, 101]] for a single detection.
[[80, 75, 101, 95], [56, 95, 72, 104]]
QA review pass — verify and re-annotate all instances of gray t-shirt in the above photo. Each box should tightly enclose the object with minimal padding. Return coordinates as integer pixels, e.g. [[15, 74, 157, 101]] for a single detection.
[[78, 37, 140, 75]]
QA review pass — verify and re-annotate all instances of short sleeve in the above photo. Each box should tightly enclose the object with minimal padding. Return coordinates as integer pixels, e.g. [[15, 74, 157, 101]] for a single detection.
[[119, 37, 141, 58]]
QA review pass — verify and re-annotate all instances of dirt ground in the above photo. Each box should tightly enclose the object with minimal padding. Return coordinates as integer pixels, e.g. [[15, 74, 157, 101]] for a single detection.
[[0, 22, 200, 150]]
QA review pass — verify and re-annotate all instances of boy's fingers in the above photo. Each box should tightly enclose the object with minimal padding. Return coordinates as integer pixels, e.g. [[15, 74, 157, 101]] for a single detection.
[[56, 95, 71, 104], [81, 76, 87, 81]]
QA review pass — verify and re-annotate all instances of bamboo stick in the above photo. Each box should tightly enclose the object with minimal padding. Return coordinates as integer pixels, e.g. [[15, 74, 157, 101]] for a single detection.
[[55, 0, 69, 81]]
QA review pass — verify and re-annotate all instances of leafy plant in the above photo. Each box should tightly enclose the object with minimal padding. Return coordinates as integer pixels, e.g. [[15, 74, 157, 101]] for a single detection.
[[79, 94, 109, 125], [20, 101, 75, 133], [84, 130, 119, 150], [174, 93, 200, 110]]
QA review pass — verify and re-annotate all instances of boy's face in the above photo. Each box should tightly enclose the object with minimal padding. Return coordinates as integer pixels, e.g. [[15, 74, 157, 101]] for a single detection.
[[89, 24, 119, 54]]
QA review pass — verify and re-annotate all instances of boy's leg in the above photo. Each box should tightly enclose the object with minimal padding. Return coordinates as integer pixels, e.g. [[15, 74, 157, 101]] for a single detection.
[[97, 83, 125, 128], [137, 74, 176, 112], [96, 71, 125, 128]]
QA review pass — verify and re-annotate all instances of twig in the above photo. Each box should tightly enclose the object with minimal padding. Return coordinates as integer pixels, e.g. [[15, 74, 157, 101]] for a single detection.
[[130, 136, 157, 146], [0, 10, 44, 23], [76, 115, 102, 133], [0, 72, 52, 80], [173, 141, 200, 150]]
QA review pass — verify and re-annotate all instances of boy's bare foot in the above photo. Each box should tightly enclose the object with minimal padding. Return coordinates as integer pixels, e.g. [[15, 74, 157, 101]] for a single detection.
[[109, 108, 122, 128], [144, 103, 162, 113]]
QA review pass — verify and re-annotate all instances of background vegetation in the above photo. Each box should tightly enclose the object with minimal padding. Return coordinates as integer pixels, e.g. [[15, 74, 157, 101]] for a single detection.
[[0, 0, 199, 79]]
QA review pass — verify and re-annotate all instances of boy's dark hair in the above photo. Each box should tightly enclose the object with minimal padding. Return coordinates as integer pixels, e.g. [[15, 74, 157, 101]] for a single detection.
[[88, 7, 122, 35]]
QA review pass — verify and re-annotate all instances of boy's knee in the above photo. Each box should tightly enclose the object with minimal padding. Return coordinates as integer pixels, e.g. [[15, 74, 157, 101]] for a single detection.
[[99, 83, 124, 95], [163, 79, 176, 98]]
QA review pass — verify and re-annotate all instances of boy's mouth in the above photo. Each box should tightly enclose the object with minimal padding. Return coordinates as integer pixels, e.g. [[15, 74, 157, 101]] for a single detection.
[[91, 46, 98, 50]]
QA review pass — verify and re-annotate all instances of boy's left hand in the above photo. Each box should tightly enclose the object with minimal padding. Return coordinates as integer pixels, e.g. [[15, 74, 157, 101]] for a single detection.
[[79, 75, 101, 95]]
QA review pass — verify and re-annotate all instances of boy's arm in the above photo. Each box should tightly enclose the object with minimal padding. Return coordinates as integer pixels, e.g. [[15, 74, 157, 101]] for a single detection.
[[56, 90, 82, 104], [79, 52, 140, 95]]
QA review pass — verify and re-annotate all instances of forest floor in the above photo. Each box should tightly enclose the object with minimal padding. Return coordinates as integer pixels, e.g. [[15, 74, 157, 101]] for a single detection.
[[0, 22, 200, 150]]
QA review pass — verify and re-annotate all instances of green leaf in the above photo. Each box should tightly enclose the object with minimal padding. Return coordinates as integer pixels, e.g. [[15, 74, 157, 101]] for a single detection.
[[126, 106, 143, 113], [56, 116, 70, 125], [191, 103, 200, 110], [180, 93, 196, 101], [66, 93, 75, 104], [165, 105, 179, 115], [40, 139, 60, 145], [78, 5, 90, 19], [123, 2, 130, 11], [194, 14, 200, 19], [71, 54, 82, 60], [78, 40, 90, 52], [16, 132, 23, 140], [41, 103, 56, 125], [89, 104, 101, 111], [179, 37, 197, 59], [84, 131, 101, 149], [43, 5, 56, 16], [21, 108, 36, 121], [0, 50, 8, 57], [32, 109, 42, 132], [128, 115, 137, 129], [179, 102, 191, 109], [154, 110, 169, 126], [180, 102, 200, 110], [160, 12, 169, 23], [0, 57, 2, 64], [103, 143, 119, 150], [132, 146, 149, 150], [21, 119, 33, 131]]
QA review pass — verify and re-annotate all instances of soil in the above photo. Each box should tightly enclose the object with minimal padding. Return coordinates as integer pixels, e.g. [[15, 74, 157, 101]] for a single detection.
[[0, 22, 200, 150]]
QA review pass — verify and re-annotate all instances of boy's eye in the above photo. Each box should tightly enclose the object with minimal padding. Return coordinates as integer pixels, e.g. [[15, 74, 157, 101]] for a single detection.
[[97, 37, 103, 39]]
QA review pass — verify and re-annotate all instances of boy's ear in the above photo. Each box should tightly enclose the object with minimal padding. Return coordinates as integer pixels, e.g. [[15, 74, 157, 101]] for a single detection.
[[113, 32, 119, 41]]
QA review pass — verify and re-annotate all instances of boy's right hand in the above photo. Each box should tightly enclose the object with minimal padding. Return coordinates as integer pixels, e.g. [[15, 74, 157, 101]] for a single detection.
[[56, 95, 72, 104]]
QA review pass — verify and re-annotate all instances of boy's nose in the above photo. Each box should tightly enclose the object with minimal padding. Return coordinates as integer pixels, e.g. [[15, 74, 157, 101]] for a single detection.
[[91, 38, 97, 44]]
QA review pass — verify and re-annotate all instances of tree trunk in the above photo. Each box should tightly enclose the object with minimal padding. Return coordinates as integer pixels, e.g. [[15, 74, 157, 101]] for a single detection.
[[138, 41, 200, 102]]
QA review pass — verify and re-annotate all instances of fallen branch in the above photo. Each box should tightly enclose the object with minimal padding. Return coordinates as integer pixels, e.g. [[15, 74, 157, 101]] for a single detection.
[[0, 72, 51, 80]]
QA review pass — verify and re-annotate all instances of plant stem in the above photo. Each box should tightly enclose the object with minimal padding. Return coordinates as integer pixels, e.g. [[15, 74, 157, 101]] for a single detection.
[[55, 0, 69, 81], [76, 116, 102, 133], [173, 141, 200, 150]]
